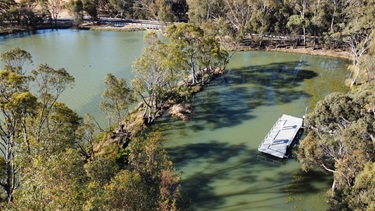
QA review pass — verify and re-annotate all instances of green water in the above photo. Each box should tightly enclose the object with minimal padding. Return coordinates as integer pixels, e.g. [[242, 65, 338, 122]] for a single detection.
[[0, 30, 350, 210], [0, 29, 145, 125], [156, 52, 349, 210]]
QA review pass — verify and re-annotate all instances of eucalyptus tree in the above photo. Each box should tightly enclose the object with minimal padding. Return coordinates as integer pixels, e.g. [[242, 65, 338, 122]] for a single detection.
[[248, 0, 281, 46], [186, 0, 234, 39], [132, 0, 154, 19], [31, 64, 75, 144], [39, 0, 64, 22], [296, 82, 375, 209], [286, 0, 312, 46], [83, 0, 99, 20], [0, 47, 32, 75], [222, 0, 252, 37], [166, 23, 204, 85], [0, 69, 37, 202], [186, 0, 225, 24], [156, 0, 175, 23], [346, 162, 375, 210], [12, 149, 88, 210], [132, 32, 175, 125], [0, 48, 76, 203], [166, 23, 229, 85], [132, 0, 175, 21], [309, 0, 327, 48], [104, 132, 183, 210], [132, 24, 228, 124], [342, 0, 375, 85], [66, 0, 84, 25], [357, 54, 375, 84], [100, 73, 136, 132], [0, 48, 36, 202], [108, 0, 134, 18], [326, 0, 348, 35], [19, 0, 40, 10]]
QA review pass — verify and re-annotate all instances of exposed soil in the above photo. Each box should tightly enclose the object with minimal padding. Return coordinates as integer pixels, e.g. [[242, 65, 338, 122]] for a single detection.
[[268, 46, 351, 60]]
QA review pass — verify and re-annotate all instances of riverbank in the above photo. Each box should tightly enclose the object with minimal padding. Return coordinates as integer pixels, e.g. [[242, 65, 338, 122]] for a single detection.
[[0, 26, 35, 36], [88, 24, 147, 32], [86, 23, 352, 60], [267, 46, 351, 60], [1, 20, 352, 61], [222, 39, 351, 60]]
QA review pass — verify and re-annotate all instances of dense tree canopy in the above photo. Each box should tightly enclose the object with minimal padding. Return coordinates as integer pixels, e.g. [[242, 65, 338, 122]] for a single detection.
[[0, 48, 184, 209], [297, 82, 375, 210]]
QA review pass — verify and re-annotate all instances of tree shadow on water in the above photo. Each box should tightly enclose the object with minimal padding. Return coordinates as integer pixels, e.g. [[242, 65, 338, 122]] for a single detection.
[[184, 61, 318, 132], [159, 61, 322, 210], [166, 140, 248, 169], [225, 61, 317, 88], [189, 89, 257, 131], [279, 169, 332, 194], [167, 140, 298, 210]]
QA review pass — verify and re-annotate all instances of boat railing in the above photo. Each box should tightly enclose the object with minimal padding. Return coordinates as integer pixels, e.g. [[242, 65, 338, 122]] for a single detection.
[[258, 117, 283, 149]]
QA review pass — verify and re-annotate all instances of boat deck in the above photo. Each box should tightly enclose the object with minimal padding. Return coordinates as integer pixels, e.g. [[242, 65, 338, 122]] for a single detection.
[[258, 114, 303, 158]]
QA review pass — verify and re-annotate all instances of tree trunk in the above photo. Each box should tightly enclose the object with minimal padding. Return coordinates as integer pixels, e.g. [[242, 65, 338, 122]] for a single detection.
[[331, 179, 336, 194]]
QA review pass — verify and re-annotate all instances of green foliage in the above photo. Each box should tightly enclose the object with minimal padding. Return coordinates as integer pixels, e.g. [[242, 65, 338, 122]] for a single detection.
[[39, 0, 65, 21], [297, 81, 375, 210], [13, 149, 88, 210], [66, 0, 84, 26], [0, 0, 16, 14], [166, 23, 229, 85], [125, 132, 183, 210], [40, 102, 82, 152], [287, 15, 304, 33], [132, 31, 174, 124], [32, 64, 75, 103], [7, 91, 37, 116], [0, 0, 39, 28], [101, 73, 135, 130], [0, 68, 36, 202], [0, 48, 79, 204], [83, 0, 98, 20], [187, 0, 225, 25], [0, 69, 30, 97], [102, 170, 152, 210], [107, 0, 134, 18], [30, 64, 76, 145], [132, 25, 228, 124], [84, 156, 119, 186], [0, 47, 32, 74], [0, 48, 187, 209], [356, 54, 375, 85], [348, 162, 375, 210]]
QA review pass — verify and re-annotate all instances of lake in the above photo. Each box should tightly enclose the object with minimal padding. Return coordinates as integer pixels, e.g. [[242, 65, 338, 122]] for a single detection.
[[0, 29, 350, 210]]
